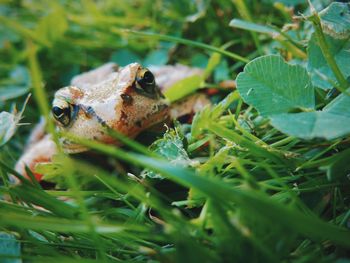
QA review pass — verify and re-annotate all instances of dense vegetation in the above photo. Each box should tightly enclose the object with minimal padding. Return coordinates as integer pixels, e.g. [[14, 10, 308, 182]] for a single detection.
[[1, 0, 350, 262]]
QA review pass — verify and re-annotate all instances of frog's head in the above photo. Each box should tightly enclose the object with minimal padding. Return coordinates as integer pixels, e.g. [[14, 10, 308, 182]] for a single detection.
[[52, 63, 169, 153]]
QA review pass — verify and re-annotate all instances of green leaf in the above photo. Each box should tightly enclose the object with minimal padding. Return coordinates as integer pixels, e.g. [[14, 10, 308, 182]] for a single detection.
[[0, 16, 49, 46], [0, 210, 126, 234], [164, 52, 220, 102], [142, 128, 191, 179], [208, 122, 286, 165], [322, 148, 350, 181], [119, 29, 249, 63], [163, 74, 203, 102], [35, 7, 68, 46], [185, 0, 209, 22], [263, 0, 305, 6], [229, 19, 277, 35], [214, 59, 230, 82], [0, 66, 30, 101], [0, 87, 28, 101], [191, 91, 240, 139], [270, 91, 350, 140], [236, 55, 315, 116], [307, 33, 350, 90], [0, 26, 19, 48], [204, 53, 221, 79], [110, 49, 141, 66], [63, 131, 350, 248], [270, 112, 350, 140], [191, 53, 208, 68], [319, 2, 350, 39], [143, 49, 169, 67], [0, 232, 21, 263], [11, 184, 80, 219], [323, 89, 350, 117]]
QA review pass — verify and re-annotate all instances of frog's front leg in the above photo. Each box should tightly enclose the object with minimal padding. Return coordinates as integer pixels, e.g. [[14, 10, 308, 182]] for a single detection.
[[14, 134, 57, 182], [13, 64, 120, 181]]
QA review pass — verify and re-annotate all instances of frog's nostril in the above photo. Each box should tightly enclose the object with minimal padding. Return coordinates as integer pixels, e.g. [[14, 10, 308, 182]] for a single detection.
[[121, 94, 133, 105]]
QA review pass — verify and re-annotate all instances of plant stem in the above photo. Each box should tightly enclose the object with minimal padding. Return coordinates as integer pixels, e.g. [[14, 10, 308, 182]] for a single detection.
[[232, 0, 263, 55], [309, 12, 349, 92], [270, 136, 296, 148], [27, 41, 60, 146], [112, 28, 249, 63]]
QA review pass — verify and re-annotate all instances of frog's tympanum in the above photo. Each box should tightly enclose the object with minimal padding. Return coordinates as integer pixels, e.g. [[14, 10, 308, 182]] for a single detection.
[[15, 63, 210, 181]]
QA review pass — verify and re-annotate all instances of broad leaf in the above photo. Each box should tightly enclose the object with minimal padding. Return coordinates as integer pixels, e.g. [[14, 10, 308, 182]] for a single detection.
[[35, 7, 68, 46], [214, 59, 230, 82], [307, 33, 350, 90], [0, 66, 30, 101], [319, 2, 350, 39], [0, 232, 21, 263], [263, 0, 305, 6], [0, 87, 28, 101], [110, 49, 141, 66], [143, 49, 169, 66], [322, 148, 350, 181], [236, 55, 315, 116], [270, 91, 350, 140]]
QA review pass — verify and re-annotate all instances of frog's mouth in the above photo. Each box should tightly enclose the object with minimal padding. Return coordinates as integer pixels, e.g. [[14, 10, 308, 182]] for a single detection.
[[60, 138, 89, 154], [57, 106, 106, 154], [59, 100, 169, 154]]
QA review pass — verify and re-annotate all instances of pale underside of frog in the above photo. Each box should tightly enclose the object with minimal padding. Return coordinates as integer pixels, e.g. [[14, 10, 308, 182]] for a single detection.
[[15, 62, 210, 181]]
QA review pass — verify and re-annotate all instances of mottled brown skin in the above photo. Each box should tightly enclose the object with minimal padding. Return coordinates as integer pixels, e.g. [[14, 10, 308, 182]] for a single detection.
[[52, 62, 170, 153], [110, 83, 169, 140], [15, 62, 210, 180]]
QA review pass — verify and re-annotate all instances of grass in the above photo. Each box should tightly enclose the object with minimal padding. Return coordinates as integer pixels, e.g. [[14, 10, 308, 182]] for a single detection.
[[0, 0, 350, 262]]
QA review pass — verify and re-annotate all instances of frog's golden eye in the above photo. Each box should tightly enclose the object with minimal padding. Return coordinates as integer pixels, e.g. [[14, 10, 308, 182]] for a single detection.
[[136, 69, 156, 94], [52, 102, 72, 127]]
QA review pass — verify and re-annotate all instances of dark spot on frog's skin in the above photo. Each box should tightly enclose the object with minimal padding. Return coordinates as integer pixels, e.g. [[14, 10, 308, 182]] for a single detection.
[[86, 106, 94, 115], [158, 103, 168, 111], [135, 120, 142, 128], [82, 106, 95, 119], [112, 64, 120, 72], [121, 94, 133, 106]]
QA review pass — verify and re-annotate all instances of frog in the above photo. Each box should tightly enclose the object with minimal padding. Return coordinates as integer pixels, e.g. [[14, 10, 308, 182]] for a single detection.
[[14, 62, 210, 181]]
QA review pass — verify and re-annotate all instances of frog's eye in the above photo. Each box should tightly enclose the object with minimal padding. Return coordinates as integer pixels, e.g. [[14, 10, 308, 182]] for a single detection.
[[136, 69, 156, 94], [52, 103, 72, 127]]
